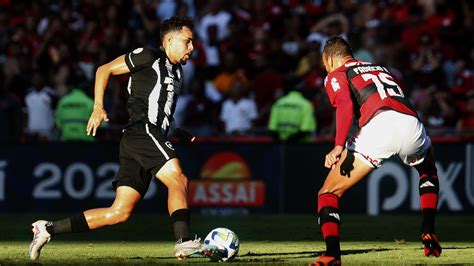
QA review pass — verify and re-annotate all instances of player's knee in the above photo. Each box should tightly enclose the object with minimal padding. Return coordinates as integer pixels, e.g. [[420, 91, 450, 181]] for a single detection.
[[160, 171, 188, 191], [109, 207, 132, 224], [116, 209, 132, 224], [179, 173, 189, 187], [169, 173, 188, 190], [158, 163, 182, 179]]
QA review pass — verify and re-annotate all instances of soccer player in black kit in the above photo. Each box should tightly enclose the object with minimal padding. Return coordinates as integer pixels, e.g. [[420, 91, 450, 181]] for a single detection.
[[29, 16, 216, 261]]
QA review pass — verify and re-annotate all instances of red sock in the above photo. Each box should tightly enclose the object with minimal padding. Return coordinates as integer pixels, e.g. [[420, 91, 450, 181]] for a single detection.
[[318, 193, 341, 258]]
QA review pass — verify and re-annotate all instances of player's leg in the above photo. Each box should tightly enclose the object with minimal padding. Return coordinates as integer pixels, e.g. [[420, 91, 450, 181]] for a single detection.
[[397, 112, 441, 257], [413, 146, 442, 257], [29, 186, 141, 260], [155, 158, 190, 240], [154, 158, 214, 259], [155, 158, 218, 259], [313, 112, 390, 265], [129, 123, 213, 259], [156, 158, 188, 215], [313, 149, 373, 266], [83, 186, 142, 229], [55, 186, 141, 231], [134, 123, 189, 243]]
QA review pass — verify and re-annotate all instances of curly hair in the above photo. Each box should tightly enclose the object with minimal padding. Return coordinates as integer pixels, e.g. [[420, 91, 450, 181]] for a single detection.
[[160, 16, 194, 40]]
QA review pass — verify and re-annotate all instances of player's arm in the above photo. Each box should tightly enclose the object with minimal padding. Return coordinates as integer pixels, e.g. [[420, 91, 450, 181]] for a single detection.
[[324, 73, 353, 168], [86, 55, 129, 136], [325, 93, 353, 169]]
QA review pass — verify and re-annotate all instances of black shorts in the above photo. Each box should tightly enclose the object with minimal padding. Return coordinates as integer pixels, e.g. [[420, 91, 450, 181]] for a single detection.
[[113, 122, 177, 196]]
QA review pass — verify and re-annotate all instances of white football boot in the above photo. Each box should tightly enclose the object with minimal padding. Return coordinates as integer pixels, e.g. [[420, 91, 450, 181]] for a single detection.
[[174, 237, 218, 260], [174, 237, 202, 260], [29, 220, 51, 260]]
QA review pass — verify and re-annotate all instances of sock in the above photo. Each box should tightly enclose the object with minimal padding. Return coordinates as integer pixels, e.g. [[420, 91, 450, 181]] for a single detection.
[[45, 213, 90, 235], [318, 193, 341, 258], [419, 173, 439, 233], [170, 209, 191, 242]]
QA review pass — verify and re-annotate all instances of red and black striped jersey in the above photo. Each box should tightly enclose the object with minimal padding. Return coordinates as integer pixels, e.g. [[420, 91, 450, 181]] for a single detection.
[[324, 59, 417, 146]]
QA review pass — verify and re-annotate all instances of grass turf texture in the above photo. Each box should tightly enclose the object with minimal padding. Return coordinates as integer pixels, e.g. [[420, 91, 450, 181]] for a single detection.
[[0, 214, 473, 265]]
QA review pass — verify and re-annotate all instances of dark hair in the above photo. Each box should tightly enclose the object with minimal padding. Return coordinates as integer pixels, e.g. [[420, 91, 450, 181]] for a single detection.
[[160, 16, 194, 40], [323, 36, 353, 58]]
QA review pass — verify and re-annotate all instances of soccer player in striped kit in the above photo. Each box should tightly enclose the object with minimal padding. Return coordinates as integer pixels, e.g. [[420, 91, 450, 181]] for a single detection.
[[312, 37, 441, 265], [29, 16, 215, 261]]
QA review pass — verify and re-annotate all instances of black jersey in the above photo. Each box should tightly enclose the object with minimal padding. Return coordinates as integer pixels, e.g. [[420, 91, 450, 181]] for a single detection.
[[124, 47, 183, 135]]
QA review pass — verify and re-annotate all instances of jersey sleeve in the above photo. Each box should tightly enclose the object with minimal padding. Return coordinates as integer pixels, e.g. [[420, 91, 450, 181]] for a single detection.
[[124, 47, 159, 73], [325, 71, 354, 146]]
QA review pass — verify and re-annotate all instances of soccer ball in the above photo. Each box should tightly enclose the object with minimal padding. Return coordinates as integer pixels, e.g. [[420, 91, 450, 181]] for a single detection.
[[204, 227, 240, 261]]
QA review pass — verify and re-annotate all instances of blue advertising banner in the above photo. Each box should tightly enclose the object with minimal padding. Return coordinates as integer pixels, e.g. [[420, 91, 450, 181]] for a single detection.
[[0, 142, 472, 214], [0, 143, 283, 213], [284, 143, 474, 214]]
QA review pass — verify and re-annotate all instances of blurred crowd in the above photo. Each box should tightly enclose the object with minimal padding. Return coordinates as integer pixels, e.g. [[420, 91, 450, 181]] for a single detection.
[[0, 0, 472, 143]]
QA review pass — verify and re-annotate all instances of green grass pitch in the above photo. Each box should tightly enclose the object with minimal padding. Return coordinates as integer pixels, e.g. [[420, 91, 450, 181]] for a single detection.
[[0, 214, 473, 265]]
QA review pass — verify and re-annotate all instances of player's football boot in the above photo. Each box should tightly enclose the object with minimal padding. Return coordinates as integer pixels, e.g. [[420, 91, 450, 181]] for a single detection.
[[174, 237, 218, 260], [189, 244, 221, 259], [310, 254, 342, 266], [421, 233, 442, 257], [29, 220, 51, 261], [174, 237, 201, 259]]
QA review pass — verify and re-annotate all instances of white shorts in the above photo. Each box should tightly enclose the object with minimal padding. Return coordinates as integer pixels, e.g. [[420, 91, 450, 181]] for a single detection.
[[346, 110, 431, 168]]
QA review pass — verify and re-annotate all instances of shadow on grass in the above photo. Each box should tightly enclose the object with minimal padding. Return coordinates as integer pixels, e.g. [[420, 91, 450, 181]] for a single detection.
[[238, 247, 393, 258], [442, 246, 474, 250], [79, 248, 395, 264]]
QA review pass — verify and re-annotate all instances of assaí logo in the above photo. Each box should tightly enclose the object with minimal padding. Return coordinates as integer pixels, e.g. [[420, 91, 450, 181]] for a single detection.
[[189, 152, 266, 207]]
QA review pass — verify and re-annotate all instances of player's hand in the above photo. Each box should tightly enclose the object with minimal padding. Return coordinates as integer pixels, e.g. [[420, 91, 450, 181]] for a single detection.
[[174, 128, 196, 143], [86, 106, 109, 136], [324, 145, 344, 169]]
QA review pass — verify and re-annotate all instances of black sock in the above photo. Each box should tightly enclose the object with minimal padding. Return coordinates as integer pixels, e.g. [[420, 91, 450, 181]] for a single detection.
[[170, 209, 190, 242], [422, 208, 436, 234], [46, 213, 90, 235], [325, 235, 341, 258], [45, 219, 68, 235]]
